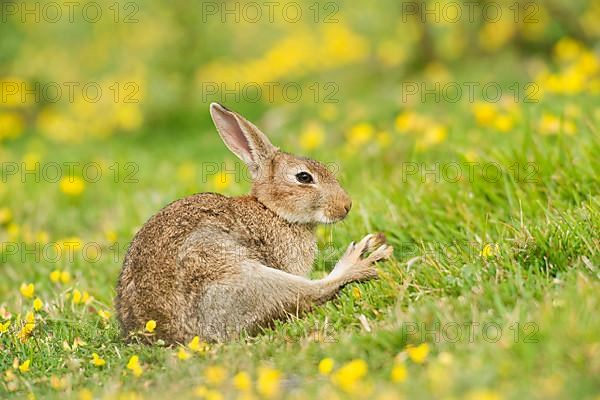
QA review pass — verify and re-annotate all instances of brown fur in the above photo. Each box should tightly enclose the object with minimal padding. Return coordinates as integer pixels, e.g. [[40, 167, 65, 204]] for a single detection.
[[115, 103, 393, 344]]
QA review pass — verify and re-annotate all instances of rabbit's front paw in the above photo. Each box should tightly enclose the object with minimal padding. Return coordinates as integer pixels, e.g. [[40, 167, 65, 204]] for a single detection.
[[330, 233, 393, 282]]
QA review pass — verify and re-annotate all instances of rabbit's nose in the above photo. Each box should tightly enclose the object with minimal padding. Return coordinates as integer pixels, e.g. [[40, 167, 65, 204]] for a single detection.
[[343, 199, 352, 214]]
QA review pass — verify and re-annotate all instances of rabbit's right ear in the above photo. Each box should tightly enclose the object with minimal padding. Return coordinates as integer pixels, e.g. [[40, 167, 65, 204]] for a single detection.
[[210, 103, 277, 177]]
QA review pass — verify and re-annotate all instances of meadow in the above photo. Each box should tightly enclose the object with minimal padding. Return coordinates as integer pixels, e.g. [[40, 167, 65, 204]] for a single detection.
[[1, 0, 600, 399]]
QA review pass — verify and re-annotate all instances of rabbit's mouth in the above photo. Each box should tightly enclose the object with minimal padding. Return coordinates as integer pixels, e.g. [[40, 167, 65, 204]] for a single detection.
[[317, 208, 350, 224]]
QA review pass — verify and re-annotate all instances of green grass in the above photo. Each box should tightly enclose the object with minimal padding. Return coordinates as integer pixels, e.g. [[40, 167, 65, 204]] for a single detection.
[[1, 100, 600, 399]]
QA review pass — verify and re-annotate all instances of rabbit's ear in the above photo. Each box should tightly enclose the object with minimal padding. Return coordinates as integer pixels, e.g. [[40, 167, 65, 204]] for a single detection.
[[210, 103, 277, 176]]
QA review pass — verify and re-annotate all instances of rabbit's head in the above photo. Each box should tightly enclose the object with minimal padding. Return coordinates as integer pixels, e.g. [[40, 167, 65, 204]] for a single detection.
[[210, 103, 352, 224]]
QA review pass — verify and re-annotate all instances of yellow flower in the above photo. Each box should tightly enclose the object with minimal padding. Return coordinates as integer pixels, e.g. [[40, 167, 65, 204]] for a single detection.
[[539, 113, 576, 135], [0, 112, 24, 140], [472, 103, 496, 126], [60, 270, 71, 284], [20, 283, 35, 298], [493, 114, 514, 133], [480, 243, 499, 258], [467, 389, 503, 400], [352, 287, 362, 299], [18, 359, 31, 373], [553, 37, 582, 63], [0, 207, 12, 225], [331, 359, 368, 393], [195, 388, 223, 400], [212, 171, 232, 191], [50, 270, 61, 283], [256, 366, 281, 398], [97, 310, 111, 320], [318, 358, 335, 375], [91, 353, 106, 367], [177, 347, 191, 361], [406, 343, 429, 364], [145, 320, 157, 333], [72, 289, 82, 304], [78, 389, 93, 400], [395, 111, 418, 133], [33, 298, 43, 311], [299, 122, 325, 151], [232, 371, 252, 392], [347, 122, 374, 147], [188, 336, 208, 353], [59, 176, 85, 196], [204, 365, 226, 385], [105, 230, 118, 243], [390, 363, 407, 383], [0, 320, 11, 333], [17, 313, 36, 342], [126, 355, 143, 377]]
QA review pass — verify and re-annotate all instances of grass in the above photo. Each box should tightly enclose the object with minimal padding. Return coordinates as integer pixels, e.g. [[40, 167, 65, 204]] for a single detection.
[[1, 98, 600, 399]]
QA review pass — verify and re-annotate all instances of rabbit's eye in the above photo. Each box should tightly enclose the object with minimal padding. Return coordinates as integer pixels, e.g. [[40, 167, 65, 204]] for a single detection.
[[295, 172, 314, 184]]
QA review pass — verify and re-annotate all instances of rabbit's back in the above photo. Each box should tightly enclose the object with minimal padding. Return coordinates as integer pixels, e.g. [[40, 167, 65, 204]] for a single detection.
[[115, 192, 316, 342]]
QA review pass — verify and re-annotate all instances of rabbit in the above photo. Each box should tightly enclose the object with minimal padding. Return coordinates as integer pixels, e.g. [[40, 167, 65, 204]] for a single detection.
[[115, 103, 394, 344]]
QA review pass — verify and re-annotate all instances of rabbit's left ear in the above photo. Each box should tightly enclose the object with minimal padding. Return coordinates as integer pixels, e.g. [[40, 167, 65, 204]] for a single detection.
[[210, 103, 277, 177]]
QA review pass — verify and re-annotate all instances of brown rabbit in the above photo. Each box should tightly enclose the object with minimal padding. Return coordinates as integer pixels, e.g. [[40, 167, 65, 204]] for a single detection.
[[115, 103, 393, 344]]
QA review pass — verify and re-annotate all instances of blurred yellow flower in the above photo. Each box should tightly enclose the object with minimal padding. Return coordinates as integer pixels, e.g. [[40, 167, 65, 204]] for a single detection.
[[59, 176, 85, 196], [17, 312, 35, 342], [478, 21, 515, 52], [33, 298, 43, 312], [91, 353, 106, 367], [177, 162, 196, 183], [331, 359, 368, 392], [0, 112, 25, 140], [233, 371, 252, 392], [406, 343, 429, 364], [18, 359, 31, 373], [472, 103, 496, 126], [538, 113, 576, 135], [177, 347, 191, 361], [105, 230, 118, 243], [467, 389, 503, 400], [213, 171, 232, 191], [347, 122, 374, 147], [145, 320, 157, 333], [257, 366, 282, 398], [0, 207, 12, 225], [126, 355, 143, 377], [390, 363, 407, 383], [553, 37, 582, 63], [204, 365, 226, 385], [50, 270, 61, 283], [72, 289, 82, 305], [299, 122, 325, 151], [188, 336, 208, 353], [480, 243, 499, 258], [0, 320, 11, 333], [97, 310, 111, 320], [318, 358, 335, 375], [395, 111, 418, 133], [60, 270, 72, 284], [352, 287, 362, 299], [493, 114, 514, 132], [78, 389, 93, 400], [20, 283, 35, 298]]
